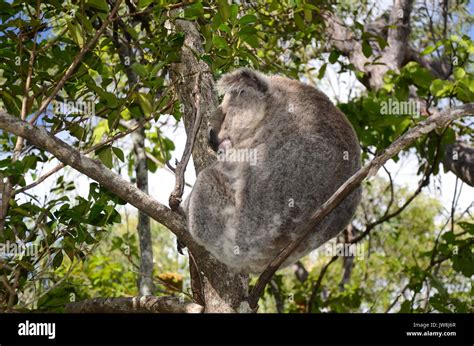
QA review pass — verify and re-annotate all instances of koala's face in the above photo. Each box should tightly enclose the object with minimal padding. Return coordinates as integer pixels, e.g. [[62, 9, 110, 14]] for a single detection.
[[209, 70, 270, 152]]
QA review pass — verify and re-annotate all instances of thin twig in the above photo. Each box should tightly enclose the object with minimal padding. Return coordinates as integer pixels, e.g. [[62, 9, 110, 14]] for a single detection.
[[306, 255, 338, 312], [169, 72, 203, 211], [381, 165, 395, 218]]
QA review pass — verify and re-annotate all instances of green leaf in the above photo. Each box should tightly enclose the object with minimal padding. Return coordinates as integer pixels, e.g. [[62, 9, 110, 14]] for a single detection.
[[421, 45, 436, 55], [88, 84, 118, 108], [328, 50, 340, 64], [430, 79, 453, 97], [0, 91, 21, 116], [77, 13, 94, 33], [362, 39, 372, 58], [441, 231, 455, 244], [52, 251, 64, 269], [184, 3, 204, 19], [453, 67, 466, 80], [138, 0, 153, 9], [212, 35, 229, 50], [86, 0, 108, 12], [88, 203, 105, 225], [458, 222, 474, 235], [151, 62, 166, 77], [218, 24, 231, 33], [452, 247, 474, 277], [66, 22, 84, 47], [398, 300, 411, 313], [107, 110, 119, 129], [230, 4, 238, 22], [131, 63, 147, 78], [70, 123, 85, 141], [239, 14, 257, 25], [238, 26, 257, 36], [22, 155, 38, 171], [137, 93, 153, 115], [218, 0, 230, 22], [429, 297, 452, 313], [96, 146, 113, 169], [294, 13, 305, 31], [318, 63, 327, 79], [375, 36, 387, 50], [242, 35, 259, 48], [112, 147, 125, 162], [456, 80, 474, 102], [428, 274, 448, 299]]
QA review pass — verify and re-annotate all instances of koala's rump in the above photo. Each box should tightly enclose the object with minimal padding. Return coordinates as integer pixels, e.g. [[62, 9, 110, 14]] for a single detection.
[[237, 134, 360, 272], [188, 131, 360, 274]]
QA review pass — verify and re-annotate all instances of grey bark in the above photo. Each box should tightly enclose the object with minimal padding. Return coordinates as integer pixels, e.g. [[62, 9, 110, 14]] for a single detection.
[[339, 225, 355, 291], [324, 0, 472, 185], [170, 19, 251, 313], [0, 174, 11, 236], [132, 127, 155, 296], [0, 110, 192, 246], [108, 19, 155, 296], [269, 279, 285, 313], [65, 296, 203, 313], [293, 261, 309, 283], [443, 141, 474, 187], [324, 0, 415, 89]]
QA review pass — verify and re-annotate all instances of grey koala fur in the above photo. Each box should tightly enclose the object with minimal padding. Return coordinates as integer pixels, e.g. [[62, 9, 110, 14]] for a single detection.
[[186, 68, 361, 274]]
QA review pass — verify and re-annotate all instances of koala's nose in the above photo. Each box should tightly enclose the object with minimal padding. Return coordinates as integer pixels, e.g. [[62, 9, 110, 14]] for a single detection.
[[208, 128, 220, 152]]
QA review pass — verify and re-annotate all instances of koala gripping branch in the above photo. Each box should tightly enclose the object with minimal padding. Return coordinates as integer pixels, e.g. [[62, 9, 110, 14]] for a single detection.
[[0, 103, 473, 311], [247, 103, 474, 309]]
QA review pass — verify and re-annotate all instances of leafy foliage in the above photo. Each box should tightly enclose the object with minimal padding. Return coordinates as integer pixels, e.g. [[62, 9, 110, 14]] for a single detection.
[[0, 0, 472, 312]]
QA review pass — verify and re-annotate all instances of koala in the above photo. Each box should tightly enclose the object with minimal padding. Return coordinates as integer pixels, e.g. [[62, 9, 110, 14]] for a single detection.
[[186, 68, 361, 274]]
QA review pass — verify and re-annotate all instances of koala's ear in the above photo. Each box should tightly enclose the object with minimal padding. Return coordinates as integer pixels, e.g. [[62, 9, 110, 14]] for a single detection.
[[216, 68, 269, 97]]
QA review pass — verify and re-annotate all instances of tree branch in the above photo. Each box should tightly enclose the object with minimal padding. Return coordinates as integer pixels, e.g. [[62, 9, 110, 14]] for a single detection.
[[169, 72, 203, 211], [307, 255, 338, 312], [364, 0, 414, 89], [293, 261, 309, 283], [321, 0, 454, 88], [65, 296, 203, 313], [13, 107, 164, 195], [171, 19, 218, 175], [0, 110, 197, 249]]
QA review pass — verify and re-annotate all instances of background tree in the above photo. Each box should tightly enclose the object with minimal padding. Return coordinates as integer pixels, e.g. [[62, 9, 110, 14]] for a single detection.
[[0, 0, 472, 313]]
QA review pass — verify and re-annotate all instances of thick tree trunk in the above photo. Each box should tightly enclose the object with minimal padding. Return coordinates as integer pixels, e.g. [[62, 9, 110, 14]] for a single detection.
[[107, 19, 156, 296], [324, 0, 415, 89], [171, 19, 251, 313], [132, 127, 155, 296], [324, 0, 474, 184]]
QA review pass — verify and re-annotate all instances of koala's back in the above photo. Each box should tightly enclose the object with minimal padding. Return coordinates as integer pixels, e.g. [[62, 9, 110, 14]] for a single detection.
[[187, 69, 361, 274]]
